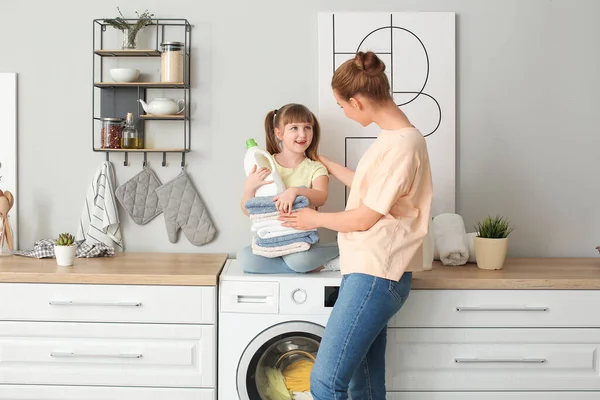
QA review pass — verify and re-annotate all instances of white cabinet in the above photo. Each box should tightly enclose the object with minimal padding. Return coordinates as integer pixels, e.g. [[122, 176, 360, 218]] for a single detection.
[[0, 385, 215, 400], [388, 290, 600, 397], [0, 283, 217, 398]]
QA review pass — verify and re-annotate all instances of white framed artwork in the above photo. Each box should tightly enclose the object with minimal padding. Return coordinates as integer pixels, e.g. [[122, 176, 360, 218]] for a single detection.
[[318, 12, 456, 216], [0, 73, 17, 249]]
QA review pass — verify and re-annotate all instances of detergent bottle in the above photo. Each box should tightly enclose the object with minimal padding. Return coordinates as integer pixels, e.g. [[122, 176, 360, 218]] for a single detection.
[[244, 138, 286, 197]]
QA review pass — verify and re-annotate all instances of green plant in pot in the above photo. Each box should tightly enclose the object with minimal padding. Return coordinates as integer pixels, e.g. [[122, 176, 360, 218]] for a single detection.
[[473, 215, 514, 270], [103, 7, 154, 50], [54, 233, 76, 267]]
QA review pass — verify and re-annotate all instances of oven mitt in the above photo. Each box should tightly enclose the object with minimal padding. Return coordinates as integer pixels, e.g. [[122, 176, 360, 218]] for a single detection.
[[154, 170, 217, 246], [115, 167, 163, 225]]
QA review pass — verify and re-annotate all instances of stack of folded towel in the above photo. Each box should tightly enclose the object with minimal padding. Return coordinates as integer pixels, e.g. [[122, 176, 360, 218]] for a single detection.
[[244, 195, 319, 258]]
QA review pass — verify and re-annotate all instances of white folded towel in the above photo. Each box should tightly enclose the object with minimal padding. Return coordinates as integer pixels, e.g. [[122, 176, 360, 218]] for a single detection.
[[251, 218, 315, 239], [434, 231, 478, 263], [432, 213, 468, 266]]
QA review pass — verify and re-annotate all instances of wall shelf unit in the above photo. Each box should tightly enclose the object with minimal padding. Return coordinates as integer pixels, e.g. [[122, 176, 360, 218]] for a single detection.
[[92, 18, 191, 167]]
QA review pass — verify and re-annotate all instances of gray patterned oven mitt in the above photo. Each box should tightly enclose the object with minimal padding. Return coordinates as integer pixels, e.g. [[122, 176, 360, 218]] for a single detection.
[[115, 167, 163, 225], [154, 170, 217, 246]]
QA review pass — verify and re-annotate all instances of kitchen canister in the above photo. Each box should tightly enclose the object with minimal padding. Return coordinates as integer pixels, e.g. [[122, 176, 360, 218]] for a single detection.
[[160, 41, 184, 83], [100, 117, 124, 149]]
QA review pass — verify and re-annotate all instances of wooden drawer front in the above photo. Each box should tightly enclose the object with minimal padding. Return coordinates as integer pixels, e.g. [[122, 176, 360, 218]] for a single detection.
[[0, 385, 214, 400], [393, 290, 599, 328], [0, 322, 215, 388], [389, 394, 600, 399], [386, 328, 600, 391], [0, 283, 215, 324]]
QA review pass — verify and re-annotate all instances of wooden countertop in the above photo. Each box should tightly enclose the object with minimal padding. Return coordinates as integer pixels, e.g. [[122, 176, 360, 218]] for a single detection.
[[412, 257, 600, 289], [0, 253, 228, 286]]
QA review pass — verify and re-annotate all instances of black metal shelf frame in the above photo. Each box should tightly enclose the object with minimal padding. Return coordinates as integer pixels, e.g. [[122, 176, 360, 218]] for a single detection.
[[92, 18, 192, 167]]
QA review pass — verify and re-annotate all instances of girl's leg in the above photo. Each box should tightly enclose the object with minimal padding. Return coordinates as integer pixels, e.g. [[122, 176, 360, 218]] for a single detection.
[[281, 242, 339, 273], [310, 272, 412, 400], [236, 246, 296, 274]]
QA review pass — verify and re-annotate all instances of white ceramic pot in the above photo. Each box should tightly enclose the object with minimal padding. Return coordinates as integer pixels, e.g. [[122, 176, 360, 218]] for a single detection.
[[473, 237, 508, 270], [55, 245, 76, 267]]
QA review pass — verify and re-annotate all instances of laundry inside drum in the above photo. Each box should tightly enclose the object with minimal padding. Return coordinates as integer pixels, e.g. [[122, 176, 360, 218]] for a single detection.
[[254, 336, 319, 399]]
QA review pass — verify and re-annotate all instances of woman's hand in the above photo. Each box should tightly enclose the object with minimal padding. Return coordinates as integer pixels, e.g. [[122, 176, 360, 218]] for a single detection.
[[279, 208, 321, 230], [317, 155, 331, 173], [244, 165, 273, 195], [273, 188, 298, 214]]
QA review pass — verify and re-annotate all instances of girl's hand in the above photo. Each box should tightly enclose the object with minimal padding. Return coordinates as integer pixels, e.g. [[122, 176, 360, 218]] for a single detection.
[[279, 208, 320, 230], [273, 188, 298, 214], [244, 165, 273, 194]]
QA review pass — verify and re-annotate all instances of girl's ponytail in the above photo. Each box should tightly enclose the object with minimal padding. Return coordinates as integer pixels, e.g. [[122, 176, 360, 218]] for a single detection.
[[264, 110, 280, 155]]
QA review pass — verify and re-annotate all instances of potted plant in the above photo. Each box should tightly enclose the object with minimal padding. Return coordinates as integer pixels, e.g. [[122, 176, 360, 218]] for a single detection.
[[103, 7, 154, 50], [473, 215, 514, 270], [54, 233, 77, 267]]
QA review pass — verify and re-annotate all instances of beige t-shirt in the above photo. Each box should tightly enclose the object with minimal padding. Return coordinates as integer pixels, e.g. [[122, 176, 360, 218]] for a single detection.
[[338, 128, 433, 281]]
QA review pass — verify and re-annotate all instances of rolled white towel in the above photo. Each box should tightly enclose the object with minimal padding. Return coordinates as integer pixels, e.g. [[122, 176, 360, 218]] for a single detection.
[[432, 213, 469, 266], [435, 231, 478, 263]]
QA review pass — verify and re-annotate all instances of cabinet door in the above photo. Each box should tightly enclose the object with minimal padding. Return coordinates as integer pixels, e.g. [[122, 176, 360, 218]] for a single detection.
[[386, 328, 600, 391], [0, 322, 215, 388], [0, 283, 215, 324], [389, 393, 600, 399], [0, 385, 214, 400], [392, 290, 600, 328]]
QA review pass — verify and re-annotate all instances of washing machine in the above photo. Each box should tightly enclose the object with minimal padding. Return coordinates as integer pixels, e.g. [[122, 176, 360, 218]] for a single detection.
[[218, 259, 342, 400]]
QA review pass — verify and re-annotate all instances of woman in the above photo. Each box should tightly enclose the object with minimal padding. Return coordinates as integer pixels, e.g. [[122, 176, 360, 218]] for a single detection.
[[279, 51, 433, 399]]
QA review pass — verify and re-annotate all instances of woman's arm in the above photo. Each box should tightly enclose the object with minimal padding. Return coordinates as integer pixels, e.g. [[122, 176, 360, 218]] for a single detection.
[[318, 155, 354, 188], [280, 203, 382, 233]]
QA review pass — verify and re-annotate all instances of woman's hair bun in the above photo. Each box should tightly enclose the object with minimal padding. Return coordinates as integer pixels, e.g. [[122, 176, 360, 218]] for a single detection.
[[353, 51, 386, 76]]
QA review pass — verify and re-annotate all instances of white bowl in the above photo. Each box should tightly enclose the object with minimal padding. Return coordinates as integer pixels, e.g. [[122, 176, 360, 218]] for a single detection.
[[109, 68, 140, 82]]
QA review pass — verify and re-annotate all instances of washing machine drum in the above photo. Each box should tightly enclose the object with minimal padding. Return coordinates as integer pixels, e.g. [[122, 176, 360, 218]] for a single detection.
[[237, 321, 324, 400]]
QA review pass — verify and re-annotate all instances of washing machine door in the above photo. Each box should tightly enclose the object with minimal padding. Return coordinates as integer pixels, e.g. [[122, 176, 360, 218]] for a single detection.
[[237, 320, 324, 400]]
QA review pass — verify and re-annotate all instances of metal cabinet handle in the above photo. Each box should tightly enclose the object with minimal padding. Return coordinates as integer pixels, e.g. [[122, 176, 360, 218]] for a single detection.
[[49, 300, 142, 307], [455, 357, 547, 364], [50, 351, 142, 359], [456, 306, 548, 312]]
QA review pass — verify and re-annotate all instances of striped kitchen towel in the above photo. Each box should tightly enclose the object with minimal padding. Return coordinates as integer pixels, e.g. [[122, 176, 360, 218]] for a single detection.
[[76, 161, 123, 250]]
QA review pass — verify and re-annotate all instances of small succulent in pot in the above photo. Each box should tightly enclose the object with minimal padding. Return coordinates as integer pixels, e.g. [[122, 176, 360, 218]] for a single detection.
[[55, 233, 75, 247], [54, 233, 77, 267]]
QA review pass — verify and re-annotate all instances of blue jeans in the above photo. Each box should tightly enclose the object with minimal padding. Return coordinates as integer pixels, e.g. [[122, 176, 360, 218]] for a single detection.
[[310, 271, 412, 399], [237, 242, 339, 274]]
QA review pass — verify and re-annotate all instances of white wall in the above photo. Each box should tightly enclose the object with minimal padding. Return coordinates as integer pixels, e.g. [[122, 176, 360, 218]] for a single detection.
[[1, 0, 599, 257]]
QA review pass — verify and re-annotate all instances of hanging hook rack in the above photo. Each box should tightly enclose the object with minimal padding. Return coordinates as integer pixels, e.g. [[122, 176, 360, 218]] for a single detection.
[[143, 152, 147, 167], [105, 152, 109, 162], [162, 152, 167, 167], [181, 152, 185, 167], [123, 152, 128, 167]]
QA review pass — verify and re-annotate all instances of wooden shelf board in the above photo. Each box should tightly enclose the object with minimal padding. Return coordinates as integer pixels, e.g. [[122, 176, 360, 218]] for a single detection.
[[94, 49, 161, 57], [94, 82, 185, 88], [95, 148, 189, 153], [140, 114, 186, 120]]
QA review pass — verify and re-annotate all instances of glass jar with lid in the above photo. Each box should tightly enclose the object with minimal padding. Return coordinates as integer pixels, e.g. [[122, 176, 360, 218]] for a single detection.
[[160, 41, 184, 83], [100, 117, 124, 149]]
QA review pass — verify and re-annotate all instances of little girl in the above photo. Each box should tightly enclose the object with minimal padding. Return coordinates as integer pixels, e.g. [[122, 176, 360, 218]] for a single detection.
[[238, 103, 339, 274]]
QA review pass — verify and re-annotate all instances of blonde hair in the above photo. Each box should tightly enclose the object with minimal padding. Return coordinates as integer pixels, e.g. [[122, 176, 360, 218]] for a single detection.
[[264, 103, 321, 161], [331, 51, 392, 104]]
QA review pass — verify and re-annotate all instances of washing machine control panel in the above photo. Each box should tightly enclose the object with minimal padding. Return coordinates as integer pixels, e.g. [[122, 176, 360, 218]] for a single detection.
[[279, 276, 342, 314]]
